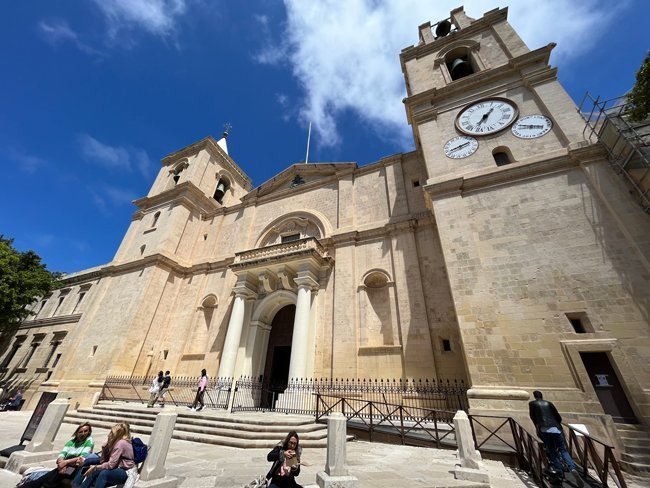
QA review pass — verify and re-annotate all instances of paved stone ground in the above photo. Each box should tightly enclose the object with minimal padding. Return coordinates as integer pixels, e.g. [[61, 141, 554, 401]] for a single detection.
[[0, 408, 603, 488]]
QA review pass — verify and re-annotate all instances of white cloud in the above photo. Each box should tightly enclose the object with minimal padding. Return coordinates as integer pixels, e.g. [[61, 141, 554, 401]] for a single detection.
[[77, 134, 155, 178], [38, 19, 103, 55], [260, 0, 623, 148], [92, 0, 187, 39], [78, 134, 132, 171], [87, 185, 137, 215], [8, 149, 47, 173]]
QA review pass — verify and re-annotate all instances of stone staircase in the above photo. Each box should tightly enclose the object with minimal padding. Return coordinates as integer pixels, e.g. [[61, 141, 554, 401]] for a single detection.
[[617, 423, 650, 477], [63, 401, 339, 449]]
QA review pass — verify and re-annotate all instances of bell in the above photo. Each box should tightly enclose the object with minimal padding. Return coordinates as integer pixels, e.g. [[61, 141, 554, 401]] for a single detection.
[[214, 180, 226, 201], [450, 58, 473, 80], [435, 20, 451, 38]]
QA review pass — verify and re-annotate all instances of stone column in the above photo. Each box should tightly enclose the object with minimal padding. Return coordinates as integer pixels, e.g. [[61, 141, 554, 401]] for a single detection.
[[138, 412, 179, 487], [217, 283, 256, 380], [288, 273, 318, 380], [317, 412, 358, 488], [453, 410, 490, 483], [6, 399, 70, 473]]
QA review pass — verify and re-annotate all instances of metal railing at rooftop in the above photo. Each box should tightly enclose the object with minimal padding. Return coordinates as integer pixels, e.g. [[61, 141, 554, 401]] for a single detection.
[[578, 91, 650, 212]]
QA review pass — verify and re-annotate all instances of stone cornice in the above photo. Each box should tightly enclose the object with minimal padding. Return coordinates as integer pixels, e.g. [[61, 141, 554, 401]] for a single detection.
[[400, 7, 508, 64], [133, 182, 220, 216], [161, 136, 253, 190], [424, 143, 606, 200], [20, 314, 82, 329]]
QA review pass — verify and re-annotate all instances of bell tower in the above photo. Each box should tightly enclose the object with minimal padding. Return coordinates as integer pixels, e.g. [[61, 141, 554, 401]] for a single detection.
[[400, 6, 650, 431], [401, 6, 587, 183]]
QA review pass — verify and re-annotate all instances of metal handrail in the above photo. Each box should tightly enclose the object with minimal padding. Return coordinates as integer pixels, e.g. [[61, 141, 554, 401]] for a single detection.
[[314, 393, 457, 448], [563, 424, 627, 488]]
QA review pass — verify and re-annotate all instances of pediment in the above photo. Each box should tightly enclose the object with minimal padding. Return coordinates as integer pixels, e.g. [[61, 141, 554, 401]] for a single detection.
[[243, 162, 357, 201]]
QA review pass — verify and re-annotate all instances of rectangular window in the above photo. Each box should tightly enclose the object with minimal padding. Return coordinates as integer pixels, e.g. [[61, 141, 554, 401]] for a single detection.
[[281, 234, 301, 243], [1, 342, 23, 368], [442, 339, 452, 352], [43, 341, 61, 367], [51, 353, 62, 368], [22, 343, 40, 367], [566, 313, 593, 333], [72, 292, 86, 314], [53, 296, 65, 316]]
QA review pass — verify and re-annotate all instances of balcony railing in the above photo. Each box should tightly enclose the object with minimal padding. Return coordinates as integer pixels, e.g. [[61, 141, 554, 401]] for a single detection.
[[232, 237, 328, 266]]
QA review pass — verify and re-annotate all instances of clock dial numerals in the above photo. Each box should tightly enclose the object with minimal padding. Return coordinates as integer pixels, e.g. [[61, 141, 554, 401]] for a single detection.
[[511, 114, 553, 139], [456, 98, 518, 136], [443, 135, 479, 159]]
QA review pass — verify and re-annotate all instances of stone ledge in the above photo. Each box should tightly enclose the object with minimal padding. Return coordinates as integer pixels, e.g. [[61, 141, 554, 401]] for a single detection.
[[467, 388, 530, 400]]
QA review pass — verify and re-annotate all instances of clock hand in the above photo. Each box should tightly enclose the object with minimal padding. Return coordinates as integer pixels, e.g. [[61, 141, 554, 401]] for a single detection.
[[478, 107, 494, 125], [451, 142, 470, 152]]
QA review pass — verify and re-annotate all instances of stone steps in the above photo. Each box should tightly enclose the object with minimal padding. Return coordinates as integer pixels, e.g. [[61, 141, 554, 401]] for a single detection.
[[63, 401, 343, 449], [615, 422, 650, 478]]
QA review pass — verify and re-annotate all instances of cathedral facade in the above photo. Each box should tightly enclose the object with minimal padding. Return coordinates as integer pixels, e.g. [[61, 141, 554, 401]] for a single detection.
[[2, 7, 649, 444]]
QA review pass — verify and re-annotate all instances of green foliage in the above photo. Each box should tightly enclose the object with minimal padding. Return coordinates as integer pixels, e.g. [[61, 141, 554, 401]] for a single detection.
[[0, 236, 60, 329], [627, 52, 650, 122]]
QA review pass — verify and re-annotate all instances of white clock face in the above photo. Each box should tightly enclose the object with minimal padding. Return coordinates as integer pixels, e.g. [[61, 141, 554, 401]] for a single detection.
[[511, 114, 553, 139], [456, 98, 518, 136], [444, 135, 478, 159]]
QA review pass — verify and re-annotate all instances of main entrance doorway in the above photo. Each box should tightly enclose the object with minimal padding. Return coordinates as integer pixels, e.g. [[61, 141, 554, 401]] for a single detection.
[[580, 352, 637, 423], [261, 305, 295, 408]]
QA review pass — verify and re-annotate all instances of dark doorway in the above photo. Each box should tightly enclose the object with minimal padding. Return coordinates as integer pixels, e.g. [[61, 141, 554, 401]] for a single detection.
[[580, 352, 637, 423], [261, 305, 295, 408]]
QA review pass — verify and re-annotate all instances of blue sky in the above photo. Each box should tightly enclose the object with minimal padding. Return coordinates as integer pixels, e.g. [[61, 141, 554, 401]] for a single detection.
[[2, 0, 648, 274]]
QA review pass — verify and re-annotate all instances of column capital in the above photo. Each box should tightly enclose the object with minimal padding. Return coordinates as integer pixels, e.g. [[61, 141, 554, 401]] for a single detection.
[[294, 273, 319, 291], [232, 283, 257, 300]]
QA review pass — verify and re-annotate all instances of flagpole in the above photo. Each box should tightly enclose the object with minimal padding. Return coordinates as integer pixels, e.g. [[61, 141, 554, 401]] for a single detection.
[[305, 122, 312, 164]]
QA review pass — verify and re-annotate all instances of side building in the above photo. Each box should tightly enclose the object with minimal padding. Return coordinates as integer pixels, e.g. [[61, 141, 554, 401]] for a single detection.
[[1, 6, 648, 456]]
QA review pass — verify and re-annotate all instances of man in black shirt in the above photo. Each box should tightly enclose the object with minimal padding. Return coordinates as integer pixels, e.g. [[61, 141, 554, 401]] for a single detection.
[[529, 390, 582, 485], [158, 371, 172, 407]]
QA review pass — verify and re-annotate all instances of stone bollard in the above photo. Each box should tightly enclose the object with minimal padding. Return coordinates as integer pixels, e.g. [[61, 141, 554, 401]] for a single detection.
[[91, 391, 101, 407], [6, 399, 70, 472], [453, 410, 490, 484], [316, 413, 358, 488], [135, 412, 180, 488]]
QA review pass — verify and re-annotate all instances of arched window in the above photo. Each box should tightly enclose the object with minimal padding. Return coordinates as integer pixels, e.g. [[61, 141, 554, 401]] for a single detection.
[[168, 159, 189, 187], [493, 147, 515, 167], [445, 47, 474, 81], [213, 178, 230, 203], [151, 211, 161, 228]]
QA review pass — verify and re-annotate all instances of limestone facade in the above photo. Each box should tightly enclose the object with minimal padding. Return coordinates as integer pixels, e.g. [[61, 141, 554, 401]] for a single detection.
[[1, 6, 648, 443]]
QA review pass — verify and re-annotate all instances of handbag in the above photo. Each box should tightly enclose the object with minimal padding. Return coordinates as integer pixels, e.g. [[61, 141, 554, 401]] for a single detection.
[[244, 474, 268, 488], [123, 466, 139, 488]]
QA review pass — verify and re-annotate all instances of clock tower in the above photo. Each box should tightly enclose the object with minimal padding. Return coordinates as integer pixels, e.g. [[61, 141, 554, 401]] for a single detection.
[[401, 6, 650, 435]]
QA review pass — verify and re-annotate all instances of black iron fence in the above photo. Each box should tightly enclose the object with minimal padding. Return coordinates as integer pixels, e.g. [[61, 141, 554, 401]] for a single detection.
[[100, 375, 233, 409], [315, 393, 458, 447], [231, 377, 469, 415]]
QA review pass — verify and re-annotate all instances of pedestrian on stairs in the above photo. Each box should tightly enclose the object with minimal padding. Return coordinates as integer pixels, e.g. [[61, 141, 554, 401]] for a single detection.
[[529, 390, 583, 487], [188, 369, 208, 411], [147, 371, 164, 408], [157, 370, 172, 407]]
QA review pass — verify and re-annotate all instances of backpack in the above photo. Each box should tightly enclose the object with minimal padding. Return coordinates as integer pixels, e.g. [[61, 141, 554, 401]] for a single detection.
[[132, 437, 148, 464]]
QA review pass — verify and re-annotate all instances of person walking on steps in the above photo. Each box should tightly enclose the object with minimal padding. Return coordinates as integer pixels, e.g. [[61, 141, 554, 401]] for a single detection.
[[188, 369, 208, 411], [158, 370, 171, 407], [147, 371, 164, 408], [529, 390, 583, 487]]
